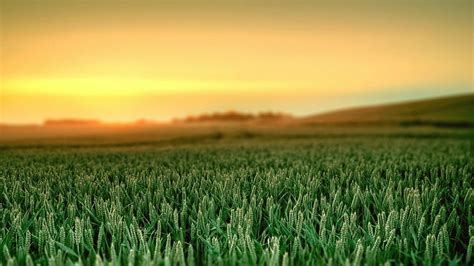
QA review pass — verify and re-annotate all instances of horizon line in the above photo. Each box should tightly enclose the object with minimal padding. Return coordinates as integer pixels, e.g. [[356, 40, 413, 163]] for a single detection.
[[1, 92, 472, 127]]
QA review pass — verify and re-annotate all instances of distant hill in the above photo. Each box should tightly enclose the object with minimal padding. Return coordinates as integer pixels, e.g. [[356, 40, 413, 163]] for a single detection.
[[303, 94, 474, 127]]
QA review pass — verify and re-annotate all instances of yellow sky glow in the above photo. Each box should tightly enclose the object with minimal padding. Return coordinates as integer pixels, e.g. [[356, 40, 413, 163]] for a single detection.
[[1, 1, 472, 123]]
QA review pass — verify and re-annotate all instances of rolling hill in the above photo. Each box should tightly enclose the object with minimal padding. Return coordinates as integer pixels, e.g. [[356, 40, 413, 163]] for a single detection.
[[303, 94, 474, 127]]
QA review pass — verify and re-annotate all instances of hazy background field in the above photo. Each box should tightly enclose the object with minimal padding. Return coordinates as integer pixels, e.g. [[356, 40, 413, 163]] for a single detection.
[[1, 94, 473, 146]]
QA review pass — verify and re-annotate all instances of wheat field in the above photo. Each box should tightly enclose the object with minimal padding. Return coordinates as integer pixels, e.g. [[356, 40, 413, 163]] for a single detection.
[[1, 134, 473, 265]]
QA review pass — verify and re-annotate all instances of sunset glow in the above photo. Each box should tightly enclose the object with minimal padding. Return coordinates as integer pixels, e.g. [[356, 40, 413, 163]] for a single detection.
[[1, 1, 472, 124]]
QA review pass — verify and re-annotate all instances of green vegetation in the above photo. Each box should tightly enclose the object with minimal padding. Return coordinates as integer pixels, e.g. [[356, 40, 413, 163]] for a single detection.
[[1, 132, 473, 265]]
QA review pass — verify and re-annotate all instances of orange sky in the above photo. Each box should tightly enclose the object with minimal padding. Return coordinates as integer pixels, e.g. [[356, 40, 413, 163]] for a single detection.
[[1, 1, 472, 124]]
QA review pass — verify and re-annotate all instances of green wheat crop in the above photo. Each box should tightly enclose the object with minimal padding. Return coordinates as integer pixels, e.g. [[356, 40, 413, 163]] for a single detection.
[[0, 136, 472, 265]]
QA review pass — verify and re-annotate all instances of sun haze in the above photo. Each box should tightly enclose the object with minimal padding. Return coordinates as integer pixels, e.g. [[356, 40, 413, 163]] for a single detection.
[[1, 0, 472, 124]]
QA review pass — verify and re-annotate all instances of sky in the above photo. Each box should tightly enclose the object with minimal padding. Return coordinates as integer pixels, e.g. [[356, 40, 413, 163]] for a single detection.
[[1, 0, 472, 124]]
